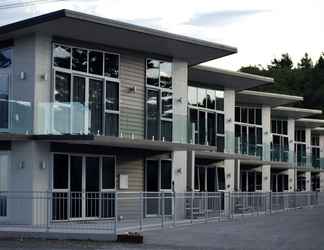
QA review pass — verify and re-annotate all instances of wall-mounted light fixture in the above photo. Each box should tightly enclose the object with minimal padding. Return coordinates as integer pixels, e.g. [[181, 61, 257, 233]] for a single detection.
[[177, 97, 183, 103], [128, 86, 137, 93], [264, 176, 268, 181], [289, 178, 293, 183], [264, 131, 269, 135], [227, 118, 232, 123], [40, 73, 48, 81], [39, 161, 46, 170], [19, 72, 26, 80], [176, 168, 182, 175], [18, 161, 25, 169], [226, 173, 231, 179]]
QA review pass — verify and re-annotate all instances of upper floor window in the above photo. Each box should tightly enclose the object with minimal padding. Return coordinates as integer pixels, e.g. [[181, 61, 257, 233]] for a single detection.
[[0, 48, 12, 69], [145, 59, 173, 141], [188, 86, 224, 111], [295, 129, 306, 143], [52, 43, 120, 136], [235, 106, 262, 125], [146, 59, 172, 89], [53, 44, 119, 79], [311, 135, 319, 146], [271, 120, 288, 135]]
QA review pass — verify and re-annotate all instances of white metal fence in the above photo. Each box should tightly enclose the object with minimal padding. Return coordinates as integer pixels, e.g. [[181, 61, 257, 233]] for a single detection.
[[0, 191, 320, 234]]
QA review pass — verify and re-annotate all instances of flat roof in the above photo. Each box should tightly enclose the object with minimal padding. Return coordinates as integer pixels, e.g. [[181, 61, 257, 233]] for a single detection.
[[271, 106, 322, 119], [188, 65, 274, 90], [237, 90, 303, 107], [0, 9, 237, 66], [295, 118, 324, 129]]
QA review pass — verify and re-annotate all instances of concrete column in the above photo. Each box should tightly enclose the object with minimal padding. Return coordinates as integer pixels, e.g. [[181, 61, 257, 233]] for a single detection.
[[288, 119, 295, 165], [172, 151, 187, 193], [224, 89, 235, 153], [172, 59, 188, 143], [262, 106, 271, 161], [305, 171, 311, 191], [305, 128, 312, 168], [288, 168, 296, 192], [262, 165, 271, 192], [224, 159, 235, 192], [186, 151, 195, 191]]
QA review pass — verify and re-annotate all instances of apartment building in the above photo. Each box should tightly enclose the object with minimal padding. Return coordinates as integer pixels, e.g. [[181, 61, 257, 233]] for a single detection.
[[0, 10, 323, 233]]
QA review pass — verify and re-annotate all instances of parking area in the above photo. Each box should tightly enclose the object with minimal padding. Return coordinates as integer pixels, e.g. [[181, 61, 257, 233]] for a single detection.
[[0, 205, 323, 250]]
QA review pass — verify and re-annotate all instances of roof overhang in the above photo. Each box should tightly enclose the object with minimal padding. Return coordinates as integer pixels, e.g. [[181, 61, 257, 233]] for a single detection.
[[237, 91, 303, 107], [271, 106, 322, 119], [188, 65, 273, 91], [194, 151, 257, 161], [295, 118, 324, 129], [0, 9, 237, 66], [312, 127, 324, 135]]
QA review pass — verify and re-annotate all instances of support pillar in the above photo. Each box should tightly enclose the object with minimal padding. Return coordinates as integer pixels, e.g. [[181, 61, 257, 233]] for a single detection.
[[288, 168, 296, 192], [224, 159, 235, 192], [305, 128, 312, 168], [288, 119, 295, 165], [262, 165, 271, 192], [305, 171, 311, 191]]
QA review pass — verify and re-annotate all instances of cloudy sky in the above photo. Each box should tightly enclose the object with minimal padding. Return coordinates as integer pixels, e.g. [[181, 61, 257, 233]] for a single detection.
[[1, 0, 324, 70]]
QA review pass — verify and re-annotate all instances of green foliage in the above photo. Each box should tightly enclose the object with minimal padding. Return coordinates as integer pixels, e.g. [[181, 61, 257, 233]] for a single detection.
[[239, 53, 324, 117]]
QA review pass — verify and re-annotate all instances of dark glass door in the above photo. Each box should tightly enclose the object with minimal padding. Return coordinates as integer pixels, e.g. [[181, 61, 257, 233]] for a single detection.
[[147, 89, 160, 140], [85, 156, 100, 218], [0, 74, 9, 130], [70, 156, 83, 218], [146, 160, 159, 215]]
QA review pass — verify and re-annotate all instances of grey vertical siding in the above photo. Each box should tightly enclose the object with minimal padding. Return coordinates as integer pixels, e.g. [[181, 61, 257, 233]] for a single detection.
[[119, 52, 145, 139]]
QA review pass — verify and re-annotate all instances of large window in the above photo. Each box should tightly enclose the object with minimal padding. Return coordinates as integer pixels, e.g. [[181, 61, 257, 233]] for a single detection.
[[311, 135, 320, 168], [271, 119, 289, 162], [53, 43, 120, 136], [235, 107, 262, 157], [294, 129, 306, 167], [52, 153, 116, 220], [240, 170, 262, 192], [188, 86, 224, 150], [145, 59, 173, 141], [194, 166, 225, 192], [0, 48, 12, 130]]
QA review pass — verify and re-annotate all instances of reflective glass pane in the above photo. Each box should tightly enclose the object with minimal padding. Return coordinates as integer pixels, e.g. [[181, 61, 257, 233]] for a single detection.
[[161, 91, 173, 119], [146, 59, 159, 86], [216, 90, 224, 111], [197, 88, 206, 108], [160, 61, 172, 89], [89, 51, 103, 75], [104, 53, 119, 78], [0, 48, 12, 69], [72, 48, 87, 72], [53, 154, 68, 189], [89, 79, 103, 134], [53, 45, 71, 69], [206, 90, 215, 109], [199, 111, 206, 144], [235, 107, 240, 122], [105, 113, 119, 137], [217, 113, 224, 134], [248, 108, 255, 124], [106, 81, 119, 111], [0, 74, 9, 129], [55, 72, 71, 102], [161, 120, 172, 141], [146, 89, 159, 139], [207, 113, 216, 146], [161, 160, 172, 189], [188, 86, 197, 106], [256, 109, 262, 125]]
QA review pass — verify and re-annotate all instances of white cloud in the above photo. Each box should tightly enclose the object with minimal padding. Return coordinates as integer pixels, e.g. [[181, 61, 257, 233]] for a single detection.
[[1, 0, 324, 70]]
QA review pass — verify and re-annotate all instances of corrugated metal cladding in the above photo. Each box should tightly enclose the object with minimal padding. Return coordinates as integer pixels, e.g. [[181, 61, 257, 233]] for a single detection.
[[119, 52, 145, 139]]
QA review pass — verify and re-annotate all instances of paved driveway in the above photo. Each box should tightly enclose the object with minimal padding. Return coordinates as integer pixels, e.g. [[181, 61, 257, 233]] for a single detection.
[[0, 206, 323, 250]]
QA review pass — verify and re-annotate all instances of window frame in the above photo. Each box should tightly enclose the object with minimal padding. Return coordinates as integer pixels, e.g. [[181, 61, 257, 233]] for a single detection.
[[52, 43, 120, 136]]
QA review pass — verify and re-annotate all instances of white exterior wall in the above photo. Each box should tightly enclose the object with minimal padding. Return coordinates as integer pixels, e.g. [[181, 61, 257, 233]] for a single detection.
[[305, 171, 311, 192], [320, 136, 324, 191], [262, 165, 271, 192], [262, 106, 271, 161], [288, 119, 295, 164], [224, 89, 236, 191], [172, 60, 188, 192]]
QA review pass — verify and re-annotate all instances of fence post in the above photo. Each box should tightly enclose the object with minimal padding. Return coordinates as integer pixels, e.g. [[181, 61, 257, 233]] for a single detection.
[[269, 192, 272, 215], [161, 192, 165, 228], [140, 192, 143, 231], [205, 192, 208, 223], [46, 191, 50, 232], [114, 192, 118, 235], [173, 191, 176, 227], [191, 192, 194, 224]]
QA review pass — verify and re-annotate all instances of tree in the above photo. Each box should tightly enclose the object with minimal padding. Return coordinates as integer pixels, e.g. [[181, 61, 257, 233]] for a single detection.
[[268, 53, 293, 70], [298, 53, 313, 69]]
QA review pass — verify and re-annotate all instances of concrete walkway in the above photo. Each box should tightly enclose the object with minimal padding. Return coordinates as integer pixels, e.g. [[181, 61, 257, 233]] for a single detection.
[[0, 206, 323, 249]]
